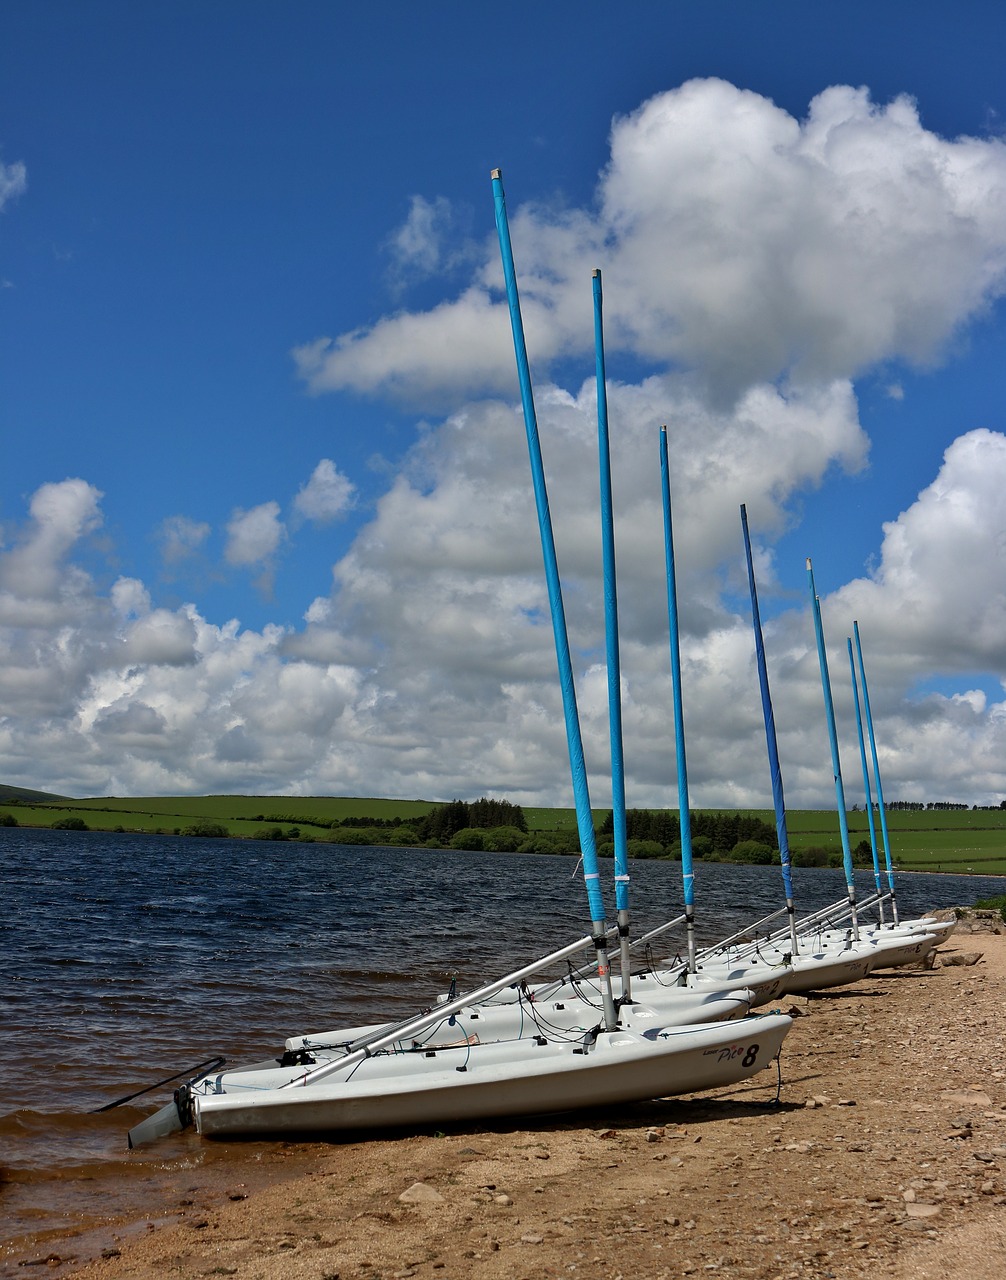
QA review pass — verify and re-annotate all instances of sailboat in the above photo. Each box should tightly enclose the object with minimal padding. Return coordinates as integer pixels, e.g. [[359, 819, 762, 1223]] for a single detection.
[[619, 530, 940, 998], [126, 170, 792, 1147], [129, 929, 786, 1145], [776, 597, 942, 971], [844, 622, 955, 948], [707, 517, 937, 993], [624, 444, 794, 1008], [188, 1015, 789, 1138]]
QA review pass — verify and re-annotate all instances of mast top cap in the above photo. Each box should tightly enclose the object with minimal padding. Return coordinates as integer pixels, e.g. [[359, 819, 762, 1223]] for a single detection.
[[491, 167, 502, 179]]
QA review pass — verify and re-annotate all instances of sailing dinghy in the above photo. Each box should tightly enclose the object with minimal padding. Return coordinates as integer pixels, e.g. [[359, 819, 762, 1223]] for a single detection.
[[285, 981, 757, 1060], [188, 1013, 791, 1138], [126, 171, 793, 1148], [697, 514, 931, 997], [845, 621, 956, 948], [127, 926, 775, 1147]]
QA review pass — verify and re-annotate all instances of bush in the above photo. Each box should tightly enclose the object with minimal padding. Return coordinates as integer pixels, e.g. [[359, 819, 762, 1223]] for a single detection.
[[518, 835, 557, 855], [253, 826, 287, 841], [450, 827, 486, 851], [387, 825, 421, 846], [975, 894, 1006, 922], [52, 817, 88, 831], [792, 846, 830, 868], [547, 831, 583, 855], [0, 812, 18, 827], [852, 839, 875, 867], [627, 838, 666, 860], [482, 825, 526, 853], [181, 821, 229, 838], [331, 828, 378, 845], [729, 840, 775, 865]]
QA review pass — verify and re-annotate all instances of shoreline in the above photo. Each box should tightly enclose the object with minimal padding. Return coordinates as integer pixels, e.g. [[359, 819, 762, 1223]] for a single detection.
[[6, 819, 1006, 879], [6, 912, 1006, 1280]]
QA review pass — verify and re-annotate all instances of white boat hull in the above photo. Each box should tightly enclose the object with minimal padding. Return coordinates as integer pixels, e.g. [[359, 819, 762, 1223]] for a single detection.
[[762, 945, 875, 994], [679, 960, 792, 1008], [288, 985, 754, 1057], [193, 1013, 792, 1138], [810, 927, 939, 971], [862, 931, 937, 970], [874, 914, 956, 943]]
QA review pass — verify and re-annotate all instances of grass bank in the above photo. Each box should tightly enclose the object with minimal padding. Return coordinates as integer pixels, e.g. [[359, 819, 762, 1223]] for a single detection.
[[2, 791, 1005, 873]]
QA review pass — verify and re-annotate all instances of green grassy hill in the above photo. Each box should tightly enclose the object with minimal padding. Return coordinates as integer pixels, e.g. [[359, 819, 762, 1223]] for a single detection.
[[0, 783, 69, 803], [0, 793, 437, 838], [2, 792, 1004, 873]]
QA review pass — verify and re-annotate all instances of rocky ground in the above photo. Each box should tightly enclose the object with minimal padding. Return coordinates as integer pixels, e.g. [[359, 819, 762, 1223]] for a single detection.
[[15, 909, 1006, 1280]]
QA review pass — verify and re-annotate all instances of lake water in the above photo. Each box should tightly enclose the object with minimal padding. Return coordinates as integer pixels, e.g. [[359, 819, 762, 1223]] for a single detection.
[[1, 825, 1003, 1262]]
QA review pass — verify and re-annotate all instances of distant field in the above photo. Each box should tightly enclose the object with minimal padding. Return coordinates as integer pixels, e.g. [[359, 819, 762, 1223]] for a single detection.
[[421, 803, 1006, 873], [1, 794, 1004, 873], [0, 794, 438, 837], [783, 807, 1006, 872]]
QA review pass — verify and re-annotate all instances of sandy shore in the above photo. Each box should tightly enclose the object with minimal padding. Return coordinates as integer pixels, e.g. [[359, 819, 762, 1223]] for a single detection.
[[12, 911, 1006, 1280]]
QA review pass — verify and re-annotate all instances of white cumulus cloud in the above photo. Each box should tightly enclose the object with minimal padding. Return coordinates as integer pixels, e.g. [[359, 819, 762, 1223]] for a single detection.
[[224, 501, 286, 567], [0, 158, 27, 211], [0, 413, 1004, 808], [388, 194, 454, 278], [0, 478, 103, 607], [296, 80, 1006, 407], [158, 515, 211, 565], [293, 459, 355, 524]]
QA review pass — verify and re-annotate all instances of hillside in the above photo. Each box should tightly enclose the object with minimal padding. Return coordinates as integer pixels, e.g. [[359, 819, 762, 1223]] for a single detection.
[[0, 783, 69, 803], [0, 792, 1005, 872]]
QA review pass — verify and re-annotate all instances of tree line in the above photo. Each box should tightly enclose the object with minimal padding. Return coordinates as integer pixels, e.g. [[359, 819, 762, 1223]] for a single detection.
[[885, 800, 1006, 812], [412, 798, 528, 841], [599, 808, 778, 855]]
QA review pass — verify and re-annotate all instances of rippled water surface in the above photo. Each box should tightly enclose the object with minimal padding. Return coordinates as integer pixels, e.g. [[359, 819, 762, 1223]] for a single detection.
[[1, 825, 1002, 1261]]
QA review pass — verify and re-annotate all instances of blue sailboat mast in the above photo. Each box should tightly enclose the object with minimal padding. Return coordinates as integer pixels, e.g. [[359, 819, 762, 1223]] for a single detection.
[[660, 427, 697, 972], [740, 505, 799, 954], [806, 559, 859, 937], [491, 169, 617, 1029], [853, 621, 900, 923], [592, 269, 632, 1001], [847, 637, 884, 906]]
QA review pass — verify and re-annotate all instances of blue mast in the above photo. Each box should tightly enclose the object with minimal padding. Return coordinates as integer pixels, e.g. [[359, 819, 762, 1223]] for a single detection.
[[853, 621, 900, 923], [592, 269, 631, 1001], [806, 559, 859, 938], [660, 427, 696, 972], [491, 169, 617, 1029], [740, 505, 799, 955], [847, 637, 884, 905]]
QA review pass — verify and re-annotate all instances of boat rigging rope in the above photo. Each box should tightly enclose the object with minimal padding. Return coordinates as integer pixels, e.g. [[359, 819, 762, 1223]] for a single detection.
[[762, 1049, 785, 1108], [90, 1055, 226, 1113], [561, 959, 605, 1008], [751, 939, 793, 968], [513, 992, 602, 1043], [638, 944, 682, 987]]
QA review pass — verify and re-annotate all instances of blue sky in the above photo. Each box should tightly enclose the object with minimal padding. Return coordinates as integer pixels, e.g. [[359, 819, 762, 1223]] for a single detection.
[[2, 2, 1006, 808]]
